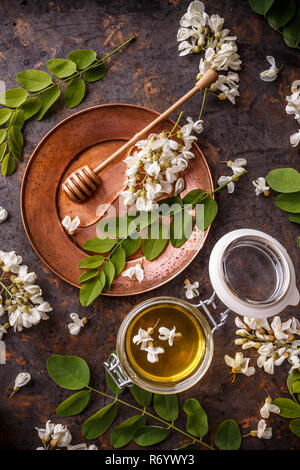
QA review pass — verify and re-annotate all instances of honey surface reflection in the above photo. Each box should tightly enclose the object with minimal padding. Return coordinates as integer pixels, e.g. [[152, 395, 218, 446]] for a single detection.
[[126, 303, 206, 384]]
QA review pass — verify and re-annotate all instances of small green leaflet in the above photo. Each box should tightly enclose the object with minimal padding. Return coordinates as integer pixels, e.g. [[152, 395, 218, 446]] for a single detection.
[[130, 385, 152, 407], [273, 398, 300, 418], [85, 62, 107, 83], [134, 426, 169, 446], [0, 88, 28, 108], [47, 354, 90, 390], [56, 390, 91, 416], [78, 255, 104, 269], [82, 403, 118, 439], [83, 237, 116, 253], [68, 49, 97, 70], [16, 69, 52, 92], [0, 108, 12, 125], [78, 268, 99, 284], [267, 0, 296, 30], [214, 419, 241, 450], [249, 0, 275, 15], [289, 419, 300, 437], [110, 415, 146, 449], [103, 260, 115, 290], [153, 393, 179, 422], [275, 192, 300, 213], [110, 245, 126, 276], [64, 77, 86, 108], [8, 125, 23, 161], [143, 222, 168, 261], [183, 398, 208, 438], [80, 272, 106, 306], [1, 153, 15, 176], [47, 58, 77, 78], [266, 168, 300, 193], [34, 86, 61, 120]]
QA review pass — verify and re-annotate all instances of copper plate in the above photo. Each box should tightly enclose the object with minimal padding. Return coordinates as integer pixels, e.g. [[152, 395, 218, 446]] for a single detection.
[[20, 104, 213, 296]]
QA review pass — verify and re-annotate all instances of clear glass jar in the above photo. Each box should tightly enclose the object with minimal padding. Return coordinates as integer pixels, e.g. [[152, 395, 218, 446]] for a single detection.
[[116, 296, 214, 394]]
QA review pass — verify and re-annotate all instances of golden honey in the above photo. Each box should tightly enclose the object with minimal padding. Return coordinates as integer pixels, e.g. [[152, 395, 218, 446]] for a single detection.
[[125, 302, 207, 385]]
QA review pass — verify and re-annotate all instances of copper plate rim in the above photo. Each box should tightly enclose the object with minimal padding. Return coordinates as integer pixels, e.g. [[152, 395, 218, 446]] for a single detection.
[[20, 103, 214, 296]]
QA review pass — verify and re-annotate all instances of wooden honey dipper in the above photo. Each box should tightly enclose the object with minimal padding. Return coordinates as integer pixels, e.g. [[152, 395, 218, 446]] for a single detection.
[[62, 68, 218, 203]]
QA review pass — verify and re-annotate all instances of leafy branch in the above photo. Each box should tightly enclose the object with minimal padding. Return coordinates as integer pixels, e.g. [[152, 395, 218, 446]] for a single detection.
[[78, 172, 247, 306], [47, 354, 242, 450], [272, 370, 300, 437], [0, 35, 135, 176]]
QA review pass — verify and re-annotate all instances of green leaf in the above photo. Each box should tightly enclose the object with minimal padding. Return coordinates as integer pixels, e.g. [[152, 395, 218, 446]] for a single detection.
[[283, 10, 300, 48], [98, 215, 133, 239], [0, 88, 28, 108], [83, 237, 116, 253], [287, 370, 300, 394], [68, 49, 97, 70], [82, 403, 118, 439], [142, 222, 168, 261], [79, 274, 105, 306], [0, 129, 6, 144], [182, 189, 206, 207], [183, 398, 208, 438], [249, 0, 275, 15], [78, 255, 104, 269], [121, 237, 142, 257], [11, 109, 25, 130], [289, 213, 300, 224], [103, 260, 115, 290], [20, 96, 41, 120], [134, 426, 169, 446], [105, 369, 124, 396], [158, 196, 183, 215], [275, 192, 300, 213], [170, 209, 193, 248], [85, 62, 107, 83], [78, 268, 99, 283], [0, 108, 12, 125], [64, 76, 86, 108], [266, 168, 300, 193], [130, 385, 152, 407], [214, 419, 241, 450], [8, 125, 23, 162], [56, 390, 91, 416], [273, 398, 300, 418], [196, 197, 218, 231], [35, 86, 61, 120], [47, 354, 90, 390], [289, 419, 300, 437], [153, 394, 179, 422], [0, 142, 7, 161], [47, 58, 77, 78], [110, 245, 126, 276], [267, 0, 296, 29], [16, 69, 52, 92], [1, 153, 15, 176], [110, 415, 146, 449]]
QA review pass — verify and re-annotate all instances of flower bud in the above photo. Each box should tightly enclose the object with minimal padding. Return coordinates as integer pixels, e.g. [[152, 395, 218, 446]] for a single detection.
[[288, 334, 295, 341], [235, 338, 247, 345], [210, 84, 217, 92], [2, 266, 10, 273], [197, 38, 205, 47], [82, 317, 88, 325], [10, 275, 17, 282], [42, 435, 50, 444], [215, 31, 221, 39], [192, 46, 200, 53], [3, 322, 10, 330], [250, 430, 258, 437], [218, 92, 227, 101], [11, 286, 18, 294], [50, 438, 58, 448], [263, 190, 270, 197], [176, 131, 183, 139]]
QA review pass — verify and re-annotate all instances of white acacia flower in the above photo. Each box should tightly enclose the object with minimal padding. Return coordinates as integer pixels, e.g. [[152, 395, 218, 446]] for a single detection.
[[260, 396, 280, 419], [144, 344, 165, 363], [68, 313, 86, 336], [122, 263, 144, 283], [253, 177, 270, 196], [260, 56, 280, 82], [218, 176, 235, 193], [14, 372, 31, 391], [15, 265, 37, 285], [51, 424, 72, 448], [257, 355, 274, 374], [251, 419, 272, 439], [213, 72, 240, 104], [241, 340, 258, 350], [174, 177, 185, 196], [290, 130, 300, 147], [227, 158, 247, 175], [67, 443, 98, 450], [0, 251, 22, 273], [35, 420, 55, 443], [133, 328, 153, 349], [289, 354, 300, 372], [181, 117, 204, 136], [158, 326, 182, 346], [61, 215, 80, 235], [224, 352, 255, 376], [208, 14, 224, 34], [271, 316, 292, 341], [0, 207, 8, 223], [184, 280, 199, 299]]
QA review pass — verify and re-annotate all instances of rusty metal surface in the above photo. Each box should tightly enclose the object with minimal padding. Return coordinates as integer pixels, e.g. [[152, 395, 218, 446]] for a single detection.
[[0, 0, 300, 451]]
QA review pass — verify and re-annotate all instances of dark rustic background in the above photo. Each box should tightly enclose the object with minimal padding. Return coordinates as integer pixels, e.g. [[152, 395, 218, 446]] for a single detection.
[[0, 0, 300, 451]]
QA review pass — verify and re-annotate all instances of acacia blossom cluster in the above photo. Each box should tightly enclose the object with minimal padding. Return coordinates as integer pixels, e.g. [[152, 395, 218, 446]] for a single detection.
[[35, 420, 98, 450], [286, 80, 300, 148], [120, 120, 202, 212], [133, 323, 182, 363], [0, 250, 52, 337], [177, 1, 241, 104], [234, 315, 300, 375]]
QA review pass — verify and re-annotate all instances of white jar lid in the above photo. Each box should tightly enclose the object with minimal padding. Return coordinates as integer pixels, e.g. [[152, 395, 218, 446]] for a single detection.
[[209, 229, 300, 319]]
